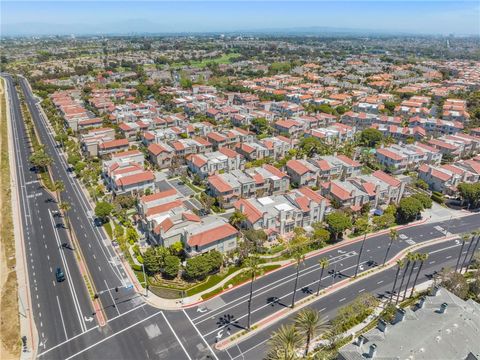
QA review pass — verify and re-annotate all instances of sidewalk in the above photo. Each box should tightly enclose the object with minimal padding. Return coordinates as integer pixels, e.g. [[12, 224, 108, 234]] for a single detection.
[[127, 209, 473, 311]]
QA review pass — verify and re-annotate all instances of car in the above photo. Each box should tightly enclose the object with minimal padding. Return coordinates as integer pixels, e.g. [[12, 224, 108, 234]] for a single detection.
[[55, 267, 65, 282]]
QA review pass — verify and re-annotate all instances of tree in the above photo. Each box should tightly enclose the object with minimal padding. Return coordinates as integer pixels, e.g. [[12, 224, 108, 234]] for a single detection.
[[411, 193, 432, 209], [325, 212, 352, 241], [245, 255, 261, 330], [316, 258, 329, 296], [312, 226, 330, 246], [455, 233, 469, 272], [396, 253, 413, 304], [163, 255, 180, 278], [390, 259, 404, 303], [383, 229, 398, 266], [29, 150, 52, 172], [144, 247, 162, 274], [266, 324, 302, 360], [169, 241, 184, 256], [289, 235, 307, 308], [251, 117, 269, 133], [415, 179, 429, 191], [403, 253, 418, 300], [359, 128, 383, 147], [372, 213, 395, 230], [59, 201, 71, 233], [53, 180, 65, 202], [397, 197, 423, 223], [457, 182, 480, 209], [95, 201, 114, 222], [410, 253, 428, 298], [294, 308, 329, 357], [126, 227, 139, 244], [184, 251, 223, 280], [229, 210, 247, 229], [354, 222, 371, 277], [353, 217, 369, 235]]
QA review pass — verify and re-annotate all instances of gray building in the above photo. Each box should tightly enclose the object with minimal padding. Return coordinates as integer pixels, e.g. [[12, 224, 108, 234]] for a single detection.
[[338, 286, 480, 360]]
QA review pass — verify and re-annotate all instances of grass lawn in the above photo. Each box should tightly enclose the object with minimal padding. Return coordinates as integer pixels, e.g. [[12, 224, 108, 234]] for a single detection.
[[103, 221, 113, 239], [0, 78, 21, 358], [201, 264, 281, 300], [172, 53, 241, 69]]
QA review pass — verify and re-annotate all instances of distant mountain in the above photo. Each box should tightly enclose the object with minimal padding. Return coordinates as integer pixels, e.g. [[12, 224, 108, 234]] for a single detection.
[[0, 21, 457, 37]]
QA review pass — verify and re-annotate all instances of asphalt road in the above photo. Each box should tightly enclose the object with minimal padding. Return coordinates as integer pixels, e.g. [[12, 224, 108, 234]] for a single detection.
[[4, 74, 95, 351], [5, 74, 480, 360]]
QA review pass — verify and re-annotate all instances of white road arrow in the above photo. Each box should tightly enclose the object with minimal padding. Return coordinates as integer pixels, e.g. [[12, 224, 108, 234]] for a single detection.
[[216, 330, 224, 339], [337, 250, 346, 254], [197, 307, 207, 313], [84, 316, 94, 322], [39, 339, 48, 350], [359, 265, 364, 271]]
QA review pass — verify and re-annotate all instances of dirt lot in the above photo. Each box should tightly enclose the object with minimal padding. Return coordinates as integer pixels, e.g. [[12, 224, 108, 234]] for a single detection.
[[0, 79, 21, 359]]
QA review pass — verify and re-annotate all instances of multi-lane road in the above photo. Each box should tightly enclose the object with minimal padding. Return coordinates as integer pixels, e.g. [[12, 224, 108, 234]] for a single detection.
[[3, 73, 480, 360]]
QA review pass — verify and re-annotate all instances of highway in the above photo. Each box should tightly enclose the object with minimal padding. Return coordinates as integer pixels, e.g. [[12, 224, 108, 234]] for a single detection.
[[4, 74, 480, 360]]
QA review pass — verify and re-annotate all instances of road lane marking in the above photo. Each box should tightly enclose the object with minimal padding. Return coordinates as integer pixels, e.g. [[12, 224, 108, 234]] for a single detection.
[[358, 288, 365, 293], [183, 310, 219, 360], [56, 296, 68, 341], [377, 280, 384, 284], [339, 298, 346, 302], [62, 310, 162, 360]]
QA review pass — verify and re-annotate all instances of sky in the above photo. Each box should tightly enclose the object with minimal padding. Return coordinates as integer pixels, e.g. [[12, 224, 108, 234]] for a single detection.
[[1, 1, 480, 36]]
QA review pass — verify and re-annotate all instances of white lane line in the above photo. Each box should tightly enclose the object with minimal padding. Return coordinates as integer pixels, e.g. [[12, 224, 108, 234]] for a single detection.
[[183, 310, 219, 360], [63, 310, 162, 360], [56, 295, 68, 341], [358, 288, 365, 293], [339, 297, 346, 303], [161, 312, 193, 360], [232, 338, 269, 360], [377, 280, 384, 284]]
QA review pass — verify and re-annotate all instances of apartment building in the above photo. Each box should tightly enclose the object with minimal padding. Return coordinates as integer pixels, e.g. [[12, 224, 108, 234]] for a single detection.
[[187, 147, 245, 179]]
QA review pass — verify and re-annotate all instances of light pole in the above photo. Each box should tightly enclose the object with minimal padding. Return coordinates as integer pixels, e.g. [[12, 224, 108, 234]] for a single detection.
[[354, 231, 368, 278], [445, 216, 453, 237]]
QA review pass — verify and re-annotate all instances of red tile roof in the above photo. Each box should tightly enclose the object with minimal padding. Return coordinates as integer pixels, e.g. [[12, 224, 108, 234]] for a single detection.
[[99, 138, 129, 150], [141, 188, 178, 203], [287, 160, 311, 176], [188, 224, 238, 247], [372, 170, 401, 187], [154, 217, 174, 234], [208, 175, 232, 193], [148, 143, 170, 156], [116, 171, 154, 187], [146, 200, 184, 217]]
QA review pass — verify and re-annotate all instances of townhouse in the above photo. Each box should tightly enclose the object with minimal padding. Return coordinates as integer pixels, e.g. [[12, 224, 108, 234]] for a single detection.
[[304, 123, 355, 144], [375, 143, 442, 174], [408, 117, 463, 136], [207, 170, 256, 208], [103, 161, 155, 196], [186, 147, 245, 179], [274, 119, 304, 137], [80, 127, 116, 157], [313, 154, 362, 181], [286, 159, 320, 187], [245, 164, 290, 196], [233, 186, 330, 238], [147, 142, 175, 169]]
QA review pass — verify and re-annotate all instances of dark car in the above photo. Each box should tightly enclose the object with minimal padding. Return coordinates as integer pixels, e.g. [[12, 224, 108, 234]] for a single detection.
[[55, 267, 65, 282]]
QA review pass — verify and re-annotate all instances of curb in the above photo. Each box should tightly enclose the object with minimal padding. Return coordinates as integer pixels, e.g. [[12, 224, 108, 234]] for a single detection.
[[214, 234, 460, 350]]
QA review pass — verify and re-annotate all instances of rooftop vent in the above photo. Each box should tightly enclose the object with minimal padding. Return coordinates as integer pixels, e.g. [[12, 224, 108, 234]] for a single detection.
[[369, 344, 377, 358], [395, 307, 406, 323], [440, 302, 448, 314]]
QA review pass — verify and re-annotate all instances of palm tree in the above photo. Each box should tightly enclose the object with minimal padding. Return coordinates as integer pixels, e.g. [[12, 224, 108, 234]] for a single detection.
[[403, 253, 418, 300], [266, 323, 302, 360], [455, 233, 469, 272], [460, 233, 475, 274], [53, 180, 65, 203], [354, 224, 370, 278], [383, 229, 398, 266], [465, 231, 480, 271], [409, 253, 428, 298], [59, 201, 72, 236], [245, 255, 261, 330], [289, 235, 307, 309], [316, 257, 329, 296], [396, 253, 412, 304], [390, 259, 404, 303], [294, 308, 329, 357]]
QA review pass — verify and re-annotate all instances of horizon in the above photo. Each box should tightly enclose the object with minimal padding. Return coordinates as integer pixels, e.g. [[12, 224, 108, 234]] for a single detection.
[[2, 1, 480, 37]]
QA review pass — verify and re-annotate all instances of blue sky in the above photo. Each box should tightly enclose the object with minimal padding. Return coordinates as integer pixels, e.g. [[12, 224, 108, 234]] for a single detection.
[[2, 1, 479, 35]]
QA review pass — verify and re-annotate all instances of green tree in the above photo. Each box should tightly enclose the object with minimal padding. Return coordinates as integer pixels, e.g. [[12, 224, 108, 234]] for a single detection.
[[410, 253, 428, 297], [144, 247, 161, 274], [229, 210, 247, 229], [266, 324, 302, 360], [325, 212, 352, 241], [390, 259, 404, 303], [251, 117, 269, 133], [126, 227, 139, 244], [245, 255, 262, 330], [414, 179, 429, 191], [316, 258, 329, 296], [294, 308, 329, 357], [383, 229, 398, 266], [397, 197, 424, 223], [458, 182, 480, 209], [359, 128, 383, 147], [169, 241, 184, 256], [95, 201, 114, 222], [312, 225, 330, 246], [53, 180, 65, 202], [29, 150, 52, 172], [163, 255, 180, 278], [411, 193, 433, 209]]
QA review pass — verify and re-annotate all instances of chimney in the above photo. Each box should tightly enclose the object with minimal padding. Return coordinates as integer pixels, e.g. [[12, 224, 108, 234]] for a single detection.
[[431, 285, 440, 296], [377, 319, 388, 333], [369, 344, 377, 358], [357, 335, 365, 347], [240, 203, 245, 213], [418, 296, 426, 309], [394, 308, 406, 323], [440, 302, 448, 314]]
